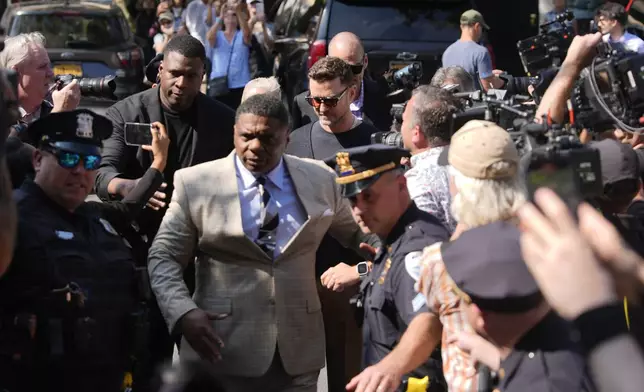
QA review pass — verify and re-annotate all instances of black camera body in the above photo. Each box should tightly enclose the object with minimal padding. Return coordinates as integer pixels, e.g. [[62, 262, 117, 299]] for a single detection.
[[572, 44, 644, 132], [517, 10, 575, 77], [386, 63, 423, 92], [370, 131, 403, 148], [55, 74, 118, 100], [515, 121, 604, 214]]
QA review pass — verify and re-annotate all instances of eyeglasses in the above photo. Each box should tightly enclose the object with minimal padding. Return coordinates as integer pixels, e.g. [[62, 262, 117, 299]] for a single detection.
[[305, 87, 350, 109], [44, 147, 102, 171], [350, 63, 364, 75]]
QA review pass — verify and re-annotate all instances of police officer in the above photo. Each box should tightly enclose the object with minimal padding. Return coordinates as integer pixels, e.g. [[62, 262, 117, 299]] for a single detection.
[[0, 109, 168, 392], [443, 221, 595, 392], [329, 145, 449, 392]]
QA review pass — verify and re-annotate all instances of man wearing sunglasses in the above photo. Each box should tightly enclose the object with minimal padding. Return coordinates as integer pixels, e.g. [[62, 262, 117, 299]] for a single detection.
[[286, 55, 383, 391], [0, 109, 169, 392], [291, 32, 393, 132]]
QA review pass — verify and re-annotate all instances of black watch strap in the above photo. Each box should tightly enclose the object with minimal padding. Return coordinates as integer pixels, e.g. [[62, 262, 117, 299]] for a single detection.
[[572, 302, 629, 354]]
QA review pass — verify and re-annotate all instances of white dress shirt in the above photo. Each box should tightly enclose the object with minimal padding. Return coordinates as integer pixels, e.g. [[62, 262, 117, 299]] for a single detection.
[[235, 155, 306, 258], [603, 32, 644, 54]]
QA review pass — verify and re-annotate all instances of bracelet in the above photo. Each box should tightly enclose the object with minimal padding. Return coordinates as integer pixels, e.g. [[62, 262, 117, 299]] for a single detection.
[[572, 302, 629, 354]]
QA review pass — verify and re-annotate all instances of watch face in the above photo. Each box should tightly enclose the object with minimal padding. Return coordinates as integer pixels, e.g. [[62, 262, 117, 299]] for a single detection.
[[358, 263, 368, 274]]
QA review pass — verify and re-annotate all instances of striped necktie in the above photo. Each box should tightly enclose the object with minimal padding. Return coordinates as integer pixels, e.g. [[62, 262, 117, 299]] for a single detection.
[[255, 176, 279, 258]]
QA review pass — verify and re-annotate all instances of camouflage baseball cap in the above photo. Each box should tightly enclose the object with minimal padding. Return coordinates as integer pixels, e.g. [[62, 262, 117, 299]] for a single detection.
[[460, 9, 490, 30]]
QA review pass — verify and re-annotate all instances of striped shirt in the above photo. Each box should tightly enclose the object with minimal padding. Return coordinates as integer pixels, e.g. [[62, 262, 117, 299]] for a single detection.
[[418, 243, 478, 392]]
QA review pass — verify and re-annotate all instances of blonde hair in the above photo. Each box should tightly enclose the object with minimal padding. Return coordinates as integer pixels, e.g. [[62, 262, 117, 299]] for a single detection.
[[0, 32, 46, 70], [449, 164, 526, 228], [241, 77, 282, 102]]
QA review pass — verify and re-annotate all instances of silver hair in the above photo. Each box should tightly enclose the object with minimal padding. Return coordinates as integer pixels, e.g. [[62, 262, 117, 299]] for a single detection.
[[430, 66, 475, 92], [0, 32, 47, 70], [241, 77, 282, 103], [449, 165, 527, 228]]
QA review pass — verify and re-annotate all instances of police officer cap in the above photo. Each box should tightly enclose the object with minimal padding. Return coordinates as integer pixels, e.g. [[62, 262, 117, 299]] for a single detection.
[[443, 221, 542, 313], [27, 109, 112, 156], [332, 145, 410, 198]]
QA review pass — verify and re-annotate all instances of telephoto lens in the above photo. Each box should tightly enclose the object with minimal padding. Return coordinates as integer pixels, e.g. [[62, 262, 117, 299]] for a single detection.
[[55, 74, 118, 100]]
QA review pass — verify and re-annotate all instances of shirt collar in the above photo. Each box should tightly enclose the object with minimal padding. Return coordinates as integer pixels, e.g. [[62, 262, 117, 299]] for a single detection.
[[350, 80, 365, 112], [235, 155, 286, 190], [410, 146, 446, 167]]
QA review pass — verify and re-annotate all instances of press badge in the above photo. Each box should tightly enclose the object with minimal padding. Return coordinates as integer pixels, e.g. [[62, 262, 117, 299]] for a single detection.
[[55, 230, 74, 240], [99, 218, 119, 236]]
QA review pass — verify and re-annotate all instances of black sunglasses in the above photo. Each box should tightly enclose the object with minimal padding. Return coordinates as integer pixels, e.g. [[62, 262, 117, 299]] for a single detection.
[[305, 87, 350, 109], [350, 63, 364, 75], [44, 147, 102, 171]]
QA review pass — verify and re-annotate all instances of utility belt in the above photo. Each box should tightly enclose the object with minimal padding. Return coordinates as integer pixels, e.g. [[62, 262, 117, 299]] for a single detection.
[[0, 282, 149, 364]]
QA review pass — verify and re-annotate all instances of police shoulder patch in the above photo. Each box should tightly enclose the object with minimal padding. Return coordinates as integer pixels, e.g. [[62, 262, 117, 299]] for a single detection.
[[404, 251, 423, 282]]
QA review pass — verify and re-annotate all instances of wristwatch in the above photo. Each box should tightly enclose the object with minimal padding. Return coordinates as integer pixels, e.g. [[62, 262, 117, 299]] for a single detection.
[[357, 261, 369, 281]]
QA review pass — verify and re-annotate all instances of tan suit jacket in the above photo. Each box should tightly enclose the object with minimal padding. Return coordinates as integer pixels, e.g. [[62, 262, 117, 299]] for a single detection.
[[148, 152, 369, 377]]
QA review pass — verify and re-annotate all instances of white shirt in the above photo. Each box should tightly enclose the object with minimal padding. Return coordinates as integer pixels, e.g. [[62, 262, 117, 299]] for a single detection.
[[235, 155, 306, 258], [183, 1, 217, 49], [603, 32, 644, 54]]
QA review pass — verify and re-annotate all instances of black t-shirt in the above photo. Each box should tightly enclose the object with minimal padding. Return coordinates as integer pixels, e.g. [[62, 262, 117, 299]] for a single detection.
[[162, 103, 198, 190], [286, 120, 379, 277], [287, 120, 379, 163]]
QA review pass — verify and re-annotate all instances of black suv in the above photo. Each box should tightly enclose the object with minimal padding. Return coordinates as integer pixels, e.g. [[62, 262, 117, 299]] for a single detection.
[[270, 0, 479, 107], [1, 0, 145, 100]]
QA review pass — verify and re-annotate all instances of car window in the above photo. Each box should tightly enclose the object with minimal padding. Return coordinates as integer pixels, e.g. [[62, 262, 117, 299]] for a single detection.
[[273, 0, 299, 36], [289, 0, 324, 36], [328, 0, 472, 42], [10, 13, 126, 49]]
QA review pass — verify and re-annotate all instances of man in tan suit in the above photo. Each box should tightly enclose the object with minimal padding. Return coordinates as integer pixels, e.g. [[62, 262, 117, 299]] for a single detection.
[[148, 93, 373, 391]]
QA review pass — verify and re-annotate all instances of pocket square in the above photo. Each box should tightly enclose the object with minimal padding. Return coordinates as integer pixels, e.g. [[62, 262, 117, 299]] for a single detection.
[[322, 209, 334, 217]]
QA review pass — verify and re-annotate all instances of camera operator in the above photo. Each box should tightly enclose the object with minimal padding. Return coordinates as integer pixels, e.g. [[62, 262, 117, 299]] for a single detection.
[[0, 33, 80, 139], [596, 2, 644, 54], [430, 66, 475, 93], [400, 85, 461, 233]]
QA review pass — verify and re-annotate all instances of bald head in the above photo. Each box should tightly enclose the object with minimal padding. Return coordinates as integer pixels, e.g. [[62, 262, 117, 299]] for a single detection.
[[328, 32, 364, 65]]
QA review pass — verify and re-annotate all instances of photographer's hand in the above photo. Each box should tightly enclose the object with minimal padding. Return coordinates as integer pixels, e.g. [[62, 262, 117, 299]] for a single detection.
[[51, 79, 81, 113], [535, 32, 602, 124]]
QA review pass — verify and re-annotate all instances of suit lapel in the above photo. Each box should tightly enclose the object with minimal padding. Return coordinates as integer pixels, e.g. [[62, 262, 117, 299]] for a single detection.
[[219, 152, 273, 262], [277, 156, 327, 258]]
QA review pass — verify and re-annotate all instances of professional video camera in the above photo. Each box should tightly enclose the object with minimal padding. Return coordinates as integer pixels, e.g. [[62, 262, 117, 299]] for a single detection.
[[512, 119, 604, 213], [54, 74, 118, 100], [370, 63, 424, 148], [572, 43, 644, 133], [450, 89, 534, 134], [517, 10, 575, 77], [385, 63, 423, 93]]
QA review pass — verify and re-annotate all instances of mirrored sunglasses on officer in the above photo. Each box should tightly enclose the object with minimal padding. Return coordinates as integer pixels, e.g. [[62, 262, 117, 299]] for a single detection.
[[26, 109, 113, 171]]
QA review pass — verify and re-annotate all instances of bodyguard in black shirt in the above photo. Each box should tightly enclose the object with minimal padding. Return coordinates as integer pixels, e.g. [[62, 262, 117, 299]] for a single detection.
[[285, 56, 380, 391], [94, 34, 235, 386], [95, 35, 235, 239]]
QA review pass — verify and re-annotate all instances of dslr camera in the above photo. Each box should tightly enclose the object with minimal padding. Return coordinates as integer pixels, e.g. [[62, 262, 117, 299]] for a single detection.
[[55, 74, 118, 100]]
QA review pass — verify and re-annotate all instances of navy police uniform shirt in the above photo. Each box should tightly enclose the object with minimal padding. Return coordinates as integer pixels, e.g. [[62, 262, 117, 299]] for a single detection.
[[498, 312, 595, 392], [361, 202, 449, 380], [440, 222, 595, 392]]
